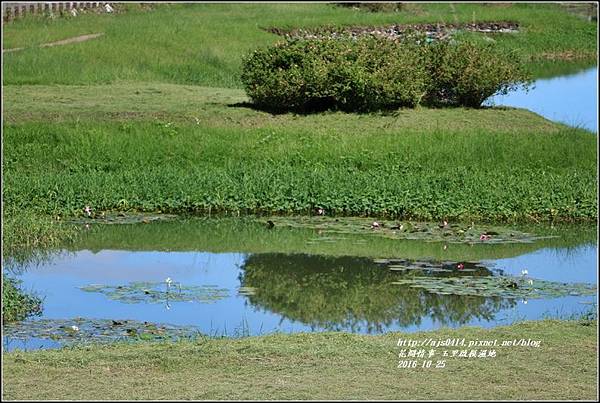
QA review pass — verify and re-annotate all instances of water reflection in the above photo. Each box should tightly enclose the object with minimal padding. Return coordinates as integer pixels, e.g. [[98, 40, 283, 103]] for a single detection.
[[2, 220, 596, 351], [240, 253, 513, 332], [487, 66, 598, 132]]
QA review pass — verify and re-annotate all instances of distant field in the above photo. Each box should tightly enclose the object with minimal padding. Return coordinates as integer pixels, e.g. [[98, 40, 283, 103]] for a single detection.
[[2, 3, 597, 86]]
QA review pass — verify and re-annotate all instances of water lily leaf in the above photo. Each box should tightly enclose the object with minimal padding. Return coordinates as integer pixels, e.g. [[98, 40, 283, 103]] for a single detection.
[[391, 275, 596, 299], [79, 281, 229, 304]]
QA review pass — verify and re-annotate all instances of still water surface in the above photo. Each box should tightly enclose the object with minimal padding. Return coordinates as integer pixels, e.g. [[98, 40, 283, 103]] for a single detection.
[[4, 219, 597, 351], [487, 66, 598, 133]]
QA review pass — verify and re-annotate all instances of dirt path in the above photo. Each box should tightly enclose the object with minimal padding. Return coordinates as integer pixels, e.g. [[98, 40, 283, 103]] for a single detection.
[[3, 32, 104, 53]]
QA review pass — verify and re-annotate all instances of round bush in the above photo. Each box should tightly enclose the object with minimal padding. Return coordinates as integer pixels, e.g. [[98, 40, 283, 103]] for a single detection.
[[241, 37, 429, 113], [241, 37, 530, 112]]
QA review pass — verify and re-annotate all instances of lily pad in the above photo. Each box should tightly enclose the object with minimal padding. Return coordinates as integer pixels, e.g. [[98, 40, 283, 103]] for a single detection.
[[238, 286, 257, 296], [376, 257, 492, 276], [79, 281, 229, 304], [391, 275, 596, 299], [259, 216, 553, 244], [3, 318, 201, 346]]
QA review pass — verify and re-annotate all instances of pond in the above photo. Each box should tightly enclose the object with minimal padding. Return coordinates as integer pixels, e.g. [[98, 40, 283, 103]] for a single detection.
[[3, 217, 597, 351], [486, 66, 598, 133]]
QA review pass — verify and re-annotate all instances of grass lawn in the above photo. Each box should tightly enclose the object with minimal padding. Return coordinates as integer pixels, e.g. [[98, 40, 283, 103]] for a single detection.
[[2, 319, 597, 400]]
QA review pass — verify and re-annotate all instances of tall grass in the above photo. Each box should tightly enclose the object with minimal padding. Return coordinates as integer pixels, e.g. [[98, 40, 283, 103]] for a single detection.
[[2, 3, 596, 86], [3, 121, 597, 223]]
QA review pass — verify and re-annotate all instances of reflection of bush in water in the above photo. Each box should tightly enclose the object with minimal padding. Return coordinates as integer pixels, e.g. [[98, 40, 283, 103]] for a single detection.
[[240, 254, 515, 332]]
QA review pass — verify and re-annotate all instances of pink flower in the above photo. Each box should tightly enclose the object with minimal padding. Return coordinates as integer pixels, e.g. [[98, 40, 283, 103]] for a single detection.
[[371, 221, 380, 229], [480, 234, 491, 241], [457, 263, 464, 270], [84, 206, 92, 216]]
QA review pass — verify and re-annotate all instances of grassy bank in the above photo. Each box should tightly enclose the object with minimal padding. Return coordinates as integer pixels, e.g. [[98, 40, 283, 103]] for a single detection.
[[2, 3, 596, 86], [2, 3, 597, 254], [3, 319, 597, 400], [4, 109, 596, 223]]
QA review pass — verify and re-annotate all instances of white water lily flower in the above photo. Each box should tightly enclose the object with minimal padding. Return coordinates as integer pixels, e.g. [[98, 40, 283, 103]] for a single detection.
[[528, 279, 534, 285], [71, 325, 79, 332], [522, 300, 528, 305], [521, 269, 528, 276], [165, 277, 172, 285]]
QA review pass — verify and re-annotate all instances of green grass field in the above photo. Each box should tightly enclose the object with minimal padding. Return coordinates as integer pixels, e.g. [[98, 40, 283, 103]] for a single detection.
[[1, 4, 598, 399], [2, 320, 597, 400], [2, 3, 596, 86]]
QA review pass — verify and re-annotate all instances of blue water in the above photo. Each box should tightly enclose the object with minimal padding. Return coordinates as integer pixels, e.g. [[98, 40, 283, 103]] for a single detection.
[[486, 67, 598, 133], [4, 241, 597, 351]]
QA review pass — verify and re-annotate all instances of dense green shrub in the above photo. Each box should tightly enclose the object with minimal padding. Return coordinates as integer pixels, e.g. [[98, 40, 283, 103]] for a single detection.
[[423, 41, 532, 107], [241, 37, 429, 112], [241, 37, 530, 112]]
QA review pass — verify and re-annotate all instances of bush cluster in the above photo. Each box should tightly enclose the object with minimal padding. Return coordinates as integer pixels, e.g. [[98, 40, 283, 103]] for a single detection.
[[241, 37, 530, 112]]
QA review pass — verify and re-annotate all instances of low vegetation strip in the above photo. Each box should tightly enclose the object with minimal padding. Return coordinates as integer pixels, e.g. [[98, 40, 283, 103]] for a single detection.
[[4, 116, 596, 223], [2, 320, 596, 400]]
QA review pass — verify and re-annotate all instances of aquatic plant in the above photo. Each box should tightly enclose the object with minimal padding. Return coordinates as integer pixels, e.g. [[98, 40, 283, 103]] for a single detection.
[[3, 318, 202, 345], [79, 281, 229, 304], [259, 216, 555, 244], [391, 275, 597, 299], [67, 212, 178, 224]]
